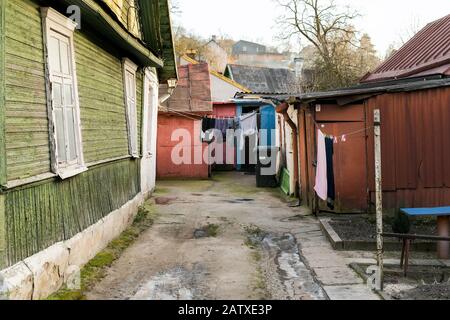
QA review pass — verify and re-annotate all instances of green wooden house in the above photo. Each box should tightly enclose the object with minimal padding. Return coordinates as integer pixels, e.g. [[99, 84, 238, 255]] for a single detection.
[[0, 0, 177, 299]]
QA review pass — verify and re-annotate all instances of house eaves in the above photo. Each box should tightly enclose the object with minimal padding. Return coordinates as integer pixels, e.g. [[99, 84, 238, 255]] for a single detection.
[[58, 0, 164, 68], [140, 0, 178, 82]]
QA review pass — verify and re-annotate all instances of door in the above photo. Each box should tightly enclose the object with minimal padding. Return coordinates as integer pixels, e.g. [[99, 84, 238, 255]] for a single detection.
[[316, 104, 368, 212], [141, 69, 159, 196]]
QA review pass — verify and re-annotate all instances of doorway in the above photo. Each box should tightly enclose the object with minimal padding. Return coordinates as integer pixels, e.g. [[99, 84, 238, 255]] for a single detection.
[[141, 69, 158, 196]]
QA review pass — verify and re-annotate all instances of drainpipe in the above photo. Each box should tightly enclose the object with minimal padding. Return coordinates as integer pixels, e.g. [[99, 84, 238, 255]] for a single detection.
[[276, 102, 300, 201]]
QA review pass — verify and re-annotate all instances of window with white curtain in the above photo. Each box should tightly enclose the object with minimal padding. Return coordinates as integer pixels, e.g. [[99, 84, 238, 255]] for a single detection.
[[123, 59, 139, 158], [42, 8, 86, 179]]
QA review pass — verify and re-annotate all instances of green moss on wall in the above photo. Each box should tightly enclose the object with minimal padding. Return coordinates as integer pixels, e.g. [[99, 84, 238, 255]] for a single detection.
[[0, 194, 5, 269], [4, 158, 140, 266]]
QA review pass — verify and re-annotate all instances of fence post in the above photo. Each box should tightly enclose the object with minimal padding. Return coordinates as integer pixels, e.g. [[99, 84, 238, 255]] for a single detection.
[[374, 109, 384, 291]]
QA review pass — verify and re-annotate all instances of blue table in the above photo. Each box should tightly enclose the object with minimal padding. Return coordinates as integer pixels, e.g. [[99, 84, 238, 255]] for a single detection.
[[401, 207, 450, 259]]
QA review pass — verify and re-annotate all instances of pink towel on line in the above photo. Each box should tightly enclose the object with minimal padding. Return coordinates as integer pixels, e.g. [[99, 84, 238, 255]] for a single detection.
[[314, 129, 328, 201]]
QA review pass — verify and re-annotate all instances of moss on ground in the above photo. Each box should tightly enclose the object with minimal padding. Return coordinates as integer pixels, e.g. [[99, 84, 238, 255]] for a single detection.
[[157, 180, 214, 193], [244, 225, 266, 249], [47, 202, 158, 300], [153, 187, 171, 195], [245, 226, 270, 299], [206, 224, 219, 237]]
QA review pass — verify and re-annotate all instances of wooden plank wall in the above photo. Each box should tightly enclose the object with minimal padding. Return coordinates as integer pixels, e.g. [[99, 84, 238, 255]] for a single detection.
[[4, 0, 144, 179], [4, 0, 50, 181], [74, 31, 130, 163], [1, 0, 146, 266], [0, 0, 6, 186], [5, 158, 140, 266], [0, 0, 5, 269]]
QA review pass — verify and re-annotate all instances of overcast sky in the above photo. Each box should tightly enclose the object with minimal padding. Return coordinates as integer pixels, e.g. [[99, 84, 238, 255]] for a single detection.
[[172, 0, 450, 56]]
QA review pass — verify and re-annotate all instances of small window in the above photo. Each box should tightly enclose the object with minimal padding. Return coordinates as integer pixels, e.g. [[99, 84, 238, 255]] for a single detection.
[[123, 58, 139, 158], [42, 8, 86, 179]]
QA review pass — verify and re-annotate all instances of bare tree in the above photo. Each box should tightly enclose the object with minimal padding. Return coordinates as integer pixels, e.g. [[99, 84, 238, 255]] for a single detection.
[[276, 0, 359, 64], [169, 0, 182, 15], [275, 0, 368, 89], [398, 15, 422, 45]]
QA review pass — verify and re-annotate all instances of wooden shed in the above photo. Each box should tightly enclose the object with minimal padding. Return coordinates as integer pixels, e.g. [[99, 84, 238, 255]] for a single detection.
[[255, 14, 450, 214], [296, 80, 450, 214]]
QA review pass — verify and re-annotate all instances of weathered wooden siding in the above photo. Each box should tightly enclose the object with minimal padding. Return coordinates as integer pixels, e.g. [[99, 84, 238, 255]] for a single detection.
[[136, 69, 143, 154], [4, 158, 140, 266], [102, 0, 142, 39], [4, 0, 144, 179], [0, 0, 7, 187], [0, 0, 147, 267], [0, 0, 6, 269], [74, 32, 130, 163], [0, 194, 5, 269], [4, 0, 50, 181]]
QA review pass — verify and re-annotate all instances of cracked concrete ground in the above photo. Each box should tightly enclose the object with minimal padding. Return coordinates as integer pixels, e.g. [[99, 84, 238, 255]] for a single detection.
[[85, 172, 380, 300]]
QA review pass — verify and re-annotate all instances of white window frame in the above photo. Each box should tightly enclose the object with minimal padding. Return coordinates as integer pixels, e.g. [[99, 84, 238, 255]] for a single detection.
[[41, 7, 87, 179], [123, 58, 139, 158]]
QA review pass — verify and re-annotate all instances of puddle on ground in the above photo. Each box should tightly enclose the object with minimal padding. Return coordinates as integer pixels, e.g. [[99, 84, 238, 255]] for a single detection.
[[131, 265, 206, 300], [280, 215, 311, 222], [262, 233, 327, 300]]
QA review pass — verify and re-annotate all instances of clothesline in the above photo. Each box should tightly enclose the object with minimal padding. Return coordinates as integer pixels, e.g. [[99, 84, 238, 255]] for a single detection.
[[167, 109, 202, 121], [313, 119, 374, 143]]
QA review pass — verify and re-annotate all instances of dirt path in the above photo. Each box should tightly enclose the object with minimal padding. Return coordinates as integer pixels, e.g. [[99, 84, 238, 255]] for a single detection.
[[85, 172, 350, 300]]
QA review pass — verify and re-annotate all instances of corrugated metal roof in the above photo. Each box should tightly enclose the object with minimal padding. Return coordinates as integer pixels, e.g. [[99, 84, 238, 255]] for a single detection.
[[236, 77, 450, 103], [166, 63, 212, 113], [226, 64, 301, 94], [361, 14, 450, 83]]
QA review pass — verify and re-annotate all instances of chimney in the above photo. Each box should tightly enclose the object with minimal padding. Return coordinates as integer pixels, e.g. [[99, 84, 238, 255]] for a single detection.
[[186, 49, 198, 60], [294, 57, 304, 79]]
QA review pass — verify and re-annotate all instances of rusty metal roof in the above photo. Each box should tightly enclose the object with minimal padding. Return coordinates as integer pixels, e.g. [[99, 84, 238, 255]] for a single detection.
[[166, 63, 212, 113], [361, 14, 450, 83], [236, 77, 450, 104]]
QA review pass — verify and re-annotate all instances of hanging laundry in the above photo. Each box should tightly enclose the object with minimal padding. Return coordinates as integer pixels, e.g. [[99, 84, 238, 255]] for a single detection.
[[202, 117, 216, 142], [325, 136, 335, 210], [239, 112, 258, 151], [202, 117, 216, 132], [215, 119, 229, 138], [314, 129, 328, 201], [227, 118, 235, 130]]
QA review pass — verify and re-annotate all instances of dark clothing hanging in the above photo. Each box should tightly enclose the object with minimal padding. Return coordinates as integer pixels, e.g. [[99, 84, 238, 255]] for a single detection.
[[325, 137, 335, 210], [202, 117, 216, 132], [215, 119, 228, 137]]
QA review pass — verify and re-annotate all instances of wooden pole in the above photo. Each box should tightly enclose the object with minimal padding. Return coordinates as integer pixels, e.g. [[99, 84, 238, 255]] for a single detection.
[[374, 109, 384, 291]]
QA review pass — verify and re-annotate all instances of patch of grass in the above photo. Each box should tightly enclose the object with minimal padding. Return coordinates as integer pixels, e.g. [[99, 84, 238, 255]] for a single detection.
[[249, 249, 270, 299], [244, 225, 265, 250], [153, 187, 170, 195], [253, 266, 270, 299], [251, 250, 262, 262], [206, 224, 220, 237], [47, 202, 158, 300]]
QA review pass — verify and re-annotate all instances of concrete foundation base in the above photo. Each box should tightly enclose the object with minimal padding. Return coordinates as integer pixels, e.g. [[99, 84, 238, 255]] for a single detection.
[[0, 193, 144, 300]]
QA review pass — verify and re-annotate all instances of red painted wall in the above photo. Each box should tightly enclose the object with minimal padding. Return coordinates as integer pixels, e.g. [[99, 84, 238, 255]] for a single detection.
[[213, 103, 236, 118], [157, 114, 209, 179]]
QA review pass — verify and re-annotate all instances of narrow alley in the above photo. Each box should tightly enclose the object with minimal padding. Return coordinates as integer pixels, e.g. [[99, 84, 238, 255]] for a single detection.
[[86, 172, 379, 300]]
